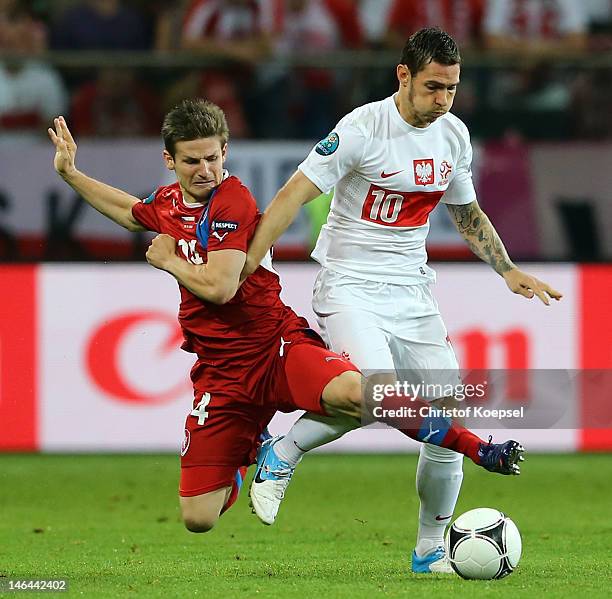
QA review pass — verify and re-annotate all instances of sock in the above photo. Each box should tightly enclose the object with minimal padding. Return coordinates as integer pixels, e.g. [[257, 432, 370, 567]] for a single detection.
[[414, 444, 463, 557], [220, 466, 248, 515], [274, 413, 358, 467], [378, 394, 484, 464]]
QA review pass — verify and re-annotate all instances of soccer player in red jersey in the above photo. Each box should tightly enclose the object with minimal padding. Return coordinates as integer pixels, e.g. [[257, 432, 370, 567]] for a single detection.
[[49, 99, 523, 535]]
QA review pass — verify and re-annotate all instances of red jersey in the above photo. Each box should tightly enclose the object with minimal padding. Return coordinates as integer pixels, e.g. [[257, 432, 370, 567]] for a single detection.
[[131, 175, 307, 367]]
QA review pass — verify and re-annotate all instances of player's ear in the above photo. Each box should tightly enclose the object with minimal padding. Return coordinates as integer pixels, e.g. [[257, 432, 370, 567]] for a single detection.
[[163, 149, 175, 171], [397, 64, 411, 88], [221, 143, 227, 163]]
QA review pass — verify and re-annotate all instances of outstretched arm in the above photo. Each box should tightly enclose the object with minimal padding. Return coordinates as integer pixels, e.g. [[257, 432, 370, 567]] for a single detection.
[[447, 200, 563, 305], [242, 170, 322, 277], [48, 116, 145, 232]]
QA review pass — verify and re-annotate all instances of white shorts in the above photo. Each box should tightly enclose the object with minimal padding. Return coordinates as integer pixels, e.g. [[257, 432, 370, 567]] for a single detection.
[[312, 268, 460, 399]]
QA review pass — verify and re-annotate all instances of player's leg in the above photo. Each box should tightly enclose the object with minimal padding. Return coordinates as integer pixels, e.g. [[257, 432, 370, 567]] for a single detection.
[[264, 413, 357, 469], [180, 364, 267, 532], [319, 372, 524, 471], [180, 463, 250, 534], [412, 444, 462, 568], [388, 286, 465, 572], [179, 464, 248, 532], [278, 342, 522, 472]]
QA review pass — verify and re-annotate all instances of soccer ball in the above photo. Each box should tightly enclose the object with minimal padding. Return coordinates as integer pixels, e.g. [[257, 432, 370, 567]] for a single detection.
[[446, 508, 522, 580]]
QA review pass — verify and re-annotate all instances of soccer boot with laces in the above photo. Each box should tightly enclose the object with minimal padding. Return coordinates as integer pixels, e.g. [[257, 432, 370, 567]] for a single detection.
[[478, 436, 525, 475]]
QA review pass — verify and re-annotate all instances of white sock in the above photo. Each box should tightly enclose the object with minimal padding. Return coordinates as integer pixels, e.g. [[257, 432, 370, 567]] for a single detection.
[[274, 413, 358, 467], [415, 444, 463, 557]]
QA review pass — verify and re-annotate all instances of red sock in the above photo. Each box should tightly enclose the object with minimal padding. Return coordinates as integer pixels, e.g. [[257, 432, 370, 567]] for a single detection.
[[220, 466, 248, 515], [378, 394, 484, 464]]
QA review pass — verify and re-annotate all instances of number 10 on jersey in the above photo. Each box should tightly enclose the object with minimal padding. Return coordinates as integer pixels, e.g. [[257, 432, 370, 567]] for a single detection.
[[360, 184, 443, 228]]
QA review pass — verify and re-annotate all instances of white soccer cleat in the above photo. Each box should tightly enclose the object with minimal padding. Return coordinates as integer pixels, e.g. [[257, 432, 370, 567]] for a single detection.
[[248, 436, 297, 525]]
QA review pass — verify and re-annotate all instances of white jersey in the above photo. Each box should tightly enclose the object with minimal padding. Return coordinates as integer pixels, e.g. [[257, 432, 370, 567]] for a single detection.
[[299, 94, 476, 285]]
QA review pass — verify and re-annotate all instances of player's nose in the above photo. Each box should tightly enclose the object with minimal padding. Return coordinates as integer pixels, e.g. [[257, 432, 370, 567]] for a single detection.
[[434, 91, 448, 107], [196, 160, 210, 176]]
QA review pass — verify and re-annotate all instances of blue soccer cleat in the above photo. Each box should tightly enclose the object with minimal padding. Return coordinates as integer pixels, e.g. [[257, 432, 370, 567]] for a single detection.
[[259, 426, 273, 444], [478, 436, 525, 475], [249, 436, 298, 525], [411, 546, 454, 574]]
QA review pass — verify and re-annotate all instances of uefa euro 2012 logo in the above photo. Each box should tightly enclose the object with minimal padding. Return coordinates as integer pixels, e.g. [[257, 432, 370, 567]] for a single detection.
[[315, 131, 340, 156]]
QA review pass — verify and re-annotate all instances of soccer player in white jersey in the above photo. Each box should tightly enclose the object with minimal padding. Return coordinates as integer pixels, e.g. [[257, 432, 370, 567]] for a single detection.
[[243, 28, 562, 573]]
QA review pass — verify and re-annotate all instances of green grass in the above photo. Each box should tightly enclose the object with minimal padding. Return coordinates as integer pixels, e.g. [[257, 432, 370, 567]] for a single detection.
[[1, 454, 611, 598]]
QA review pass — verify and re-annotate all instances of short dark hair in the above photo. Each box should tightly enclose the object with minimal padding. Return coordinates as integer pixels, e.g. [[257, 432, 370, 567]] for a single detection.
[[161, 98, 229, 157], [400, 27, 461, 75]]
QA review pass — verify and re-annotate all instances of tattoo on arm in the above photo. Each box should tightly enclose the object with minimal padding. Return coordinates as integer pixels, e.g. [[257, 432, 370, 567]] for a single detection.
[[447, 201, 515, 275]]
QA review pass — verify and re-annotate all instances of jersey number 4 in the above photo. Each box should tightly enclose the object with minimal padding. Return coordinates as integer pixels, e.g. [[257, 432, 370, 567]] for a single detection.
[[361, 184, 443, 227], [191, 392, 211, 425]]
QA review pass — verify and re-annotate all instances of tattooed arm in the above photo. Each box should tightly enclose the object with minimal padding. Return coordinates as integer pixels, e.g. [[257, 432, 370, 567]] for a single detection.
[[447, 201, 563, 305], [447, 200, 514, 274]]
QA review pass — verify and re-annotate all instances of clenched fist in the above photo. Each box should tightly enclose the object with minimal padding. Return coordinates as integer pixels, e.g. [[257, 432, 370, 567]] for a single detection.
[[146, 234, 177, 271]]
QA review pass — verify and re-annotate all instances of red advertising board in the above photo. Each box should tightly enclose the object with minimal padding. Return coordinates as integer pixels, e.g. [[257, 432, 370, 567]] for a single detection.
[[0, 266, 37, 450], [579, 265, 612, 450]]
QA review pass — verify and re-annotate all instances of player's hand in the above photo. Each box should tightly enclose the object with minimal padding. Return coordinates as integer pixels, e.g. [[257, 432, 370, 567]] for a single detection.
[[146, 234, 177, 271], [48, 116, 77, 178], [502, 268, 563, 305]]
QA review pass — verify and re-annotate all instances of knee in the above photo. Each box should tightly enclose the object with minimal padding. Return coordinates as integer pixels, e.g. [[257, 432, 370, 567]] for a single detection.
[[180, 487, 228, 533], [181, 504, 219, 533], [183, 515, 217, 533]]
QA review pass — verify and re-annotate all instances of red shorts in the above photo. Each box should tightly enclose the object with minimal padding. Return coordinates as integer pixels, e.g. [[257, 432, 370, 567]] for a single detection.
[[179, 326, 359, 497]]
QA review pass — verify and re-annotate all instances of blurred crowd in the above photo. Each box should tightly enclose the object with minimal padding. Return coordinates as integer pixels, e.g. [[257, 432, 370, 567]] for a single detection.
[[1, 0, 612, 141]]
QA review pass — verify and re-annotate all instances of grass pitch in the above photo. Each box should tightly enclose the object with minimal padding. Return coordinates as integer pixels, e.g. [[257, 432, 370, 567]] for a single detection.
[[1, 453, 611, 598]]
